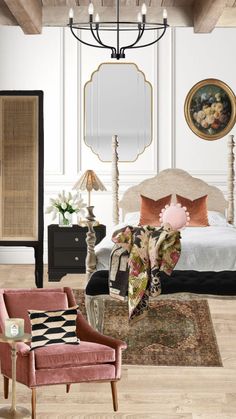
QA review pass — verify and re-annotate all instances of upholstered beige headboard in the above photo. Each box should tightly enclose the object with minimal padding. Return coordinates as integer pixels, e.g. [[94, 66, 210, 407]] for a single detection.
[[119, 168, 227, 219]]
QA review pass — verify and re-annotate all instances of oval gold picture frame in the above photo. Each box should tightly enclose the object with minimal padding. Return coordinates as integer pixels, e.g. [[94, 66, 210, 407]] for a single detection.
[[184, 78, 236, 141]]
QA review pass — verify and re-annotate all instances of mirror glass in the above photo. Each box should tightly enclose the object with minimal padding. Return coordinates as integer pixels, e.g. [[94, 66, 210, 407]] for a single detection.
[[84, 63, 153, 161]]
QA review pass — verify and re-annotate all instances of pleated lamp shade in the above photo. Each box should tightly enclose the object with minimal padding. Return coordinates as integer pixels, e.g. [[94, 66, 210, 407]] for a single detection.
[[73, 170, 106, 206]]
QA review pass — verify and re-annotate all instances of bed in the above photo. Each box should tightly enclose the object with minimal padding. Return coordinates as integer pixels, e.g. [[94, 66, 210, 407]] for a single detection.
[[85, 135, 236, 330]]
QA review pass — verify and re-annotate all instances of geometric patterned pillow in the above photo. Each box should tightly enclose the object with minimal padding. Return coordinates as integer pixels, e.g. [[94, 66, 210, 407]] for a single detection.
[[28, 306, 80, 350]]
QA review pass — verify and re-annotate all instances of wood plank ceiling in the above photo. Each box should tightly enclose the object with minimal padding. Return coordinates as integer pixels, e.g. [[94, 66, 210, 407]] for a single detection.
[[1, 0, 236, 34]]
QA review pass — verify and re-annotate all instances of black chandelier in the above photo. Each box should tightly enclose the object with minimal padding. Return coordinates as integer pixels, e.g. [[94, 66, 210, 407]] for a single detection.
[[68, 1, 169, 60]]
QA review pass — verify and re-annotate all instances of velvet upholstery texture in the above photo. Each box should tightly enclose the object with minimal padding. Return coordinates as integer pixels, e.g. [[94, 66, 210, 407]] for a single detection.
[[0, 288, 127, 391], [5, 292, 68, 333], [176, 194, 209, 227], [35, 341, 115, 369], [139, 194, 172, 226]]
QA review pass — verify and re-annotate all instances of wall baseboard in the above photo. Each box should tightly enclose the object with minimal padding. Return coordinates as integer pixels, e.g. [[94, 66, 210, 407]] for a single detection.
[[0, 247, 48, 264]]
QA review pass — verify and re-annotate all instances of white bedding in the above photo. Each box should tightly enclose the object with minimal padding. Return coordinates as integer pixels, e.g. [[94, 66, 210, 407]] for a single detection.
[[95, 224, 236, 272]]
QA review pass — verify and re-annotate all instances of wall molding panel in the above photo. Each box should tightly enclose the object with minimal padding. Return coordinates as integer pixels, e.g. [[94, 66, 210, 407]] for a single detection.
[[45, 27, 65, 176], [77, 32, 82, 174]]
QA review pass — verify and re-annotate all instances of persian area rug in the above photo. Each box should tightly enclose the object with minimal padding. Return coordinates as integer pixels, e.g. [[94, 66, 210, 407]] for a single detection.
[[73, 289, 222, 367]]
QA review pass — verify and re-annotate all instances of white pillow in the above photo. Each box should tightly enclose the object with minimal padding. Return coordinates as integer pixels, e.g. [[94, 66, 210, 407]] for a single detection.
[[124, 211, 140, 225], [208, 211, 228, 226]]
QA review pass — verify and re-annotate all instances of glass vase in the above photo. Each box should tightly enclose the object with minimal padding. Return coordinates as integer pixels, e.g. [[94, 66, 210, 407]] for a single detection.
[[59, 212, 73, 227]]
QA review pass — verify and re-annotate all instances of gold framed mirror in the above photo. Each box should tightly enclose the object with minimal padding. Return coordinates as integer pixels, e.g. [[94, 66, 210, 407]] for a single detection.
[[84, 62, 153, 161]]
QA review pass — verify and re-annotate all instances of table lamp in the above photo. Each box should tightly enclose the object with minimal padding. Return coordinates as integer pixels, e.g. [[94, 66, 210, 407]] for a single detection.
[[73, 169, 106, 221], [73, 170, 106, 279]]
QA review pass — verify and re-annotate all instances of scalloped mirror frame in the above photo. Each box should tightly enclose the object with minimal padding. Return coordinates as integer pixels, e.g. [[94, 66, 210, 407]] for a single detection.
[[84, 62, 153, 162]]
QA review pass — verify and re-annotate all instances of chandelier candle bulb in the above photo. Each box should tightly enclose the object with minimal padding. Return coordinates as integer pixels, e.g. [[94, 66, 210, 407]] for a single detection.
[[69, 8, 73, 24], [88, 2, 94, 22], [141, 3, 147, 14], [95, 13, 100, 23], [137, 12, 142, 23], [163, 8, 168, 24], [141, 3, 147, 22], [69, 8, 73, 19], [5, 318, 24, 338], [88, 3, 94, 15]]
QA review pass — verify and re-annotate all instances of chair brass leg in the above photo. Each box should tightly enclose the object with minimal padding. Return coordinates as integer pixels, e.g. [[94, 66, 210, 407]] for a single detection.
[[66, 384, 71, 393], [31, 388, 36, 419], [3, 376, 9, 399], [110, 381, 118, 411]]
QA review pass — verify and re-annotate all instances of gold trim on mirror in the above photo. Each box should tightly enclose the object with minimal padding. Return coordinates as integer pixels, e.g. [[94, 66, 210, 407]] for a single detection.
[[83, 62, 153, 162]]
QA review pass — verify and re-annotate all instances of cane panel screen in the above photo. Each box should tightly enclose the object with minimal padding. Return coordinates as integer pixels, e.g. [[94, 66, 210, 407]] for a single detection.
[[0, 96, 38, 240]]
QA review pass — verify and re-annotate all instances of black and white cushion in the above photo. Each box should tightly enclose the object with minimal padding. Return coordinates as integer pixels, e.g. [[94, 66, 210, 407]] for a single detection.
[[28, 306, 80, 350]]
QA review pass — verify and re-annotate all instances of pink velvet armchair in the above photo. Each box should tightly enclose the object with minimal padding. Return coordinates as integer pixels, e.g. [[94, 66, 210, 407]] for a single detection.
[[0, 288, 127, 419]]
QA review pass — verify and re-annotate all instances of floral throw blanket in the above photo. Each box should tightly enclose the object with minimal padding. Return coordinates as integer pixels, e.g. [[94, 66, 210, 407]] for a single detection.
[[109, 225, 181, 322]]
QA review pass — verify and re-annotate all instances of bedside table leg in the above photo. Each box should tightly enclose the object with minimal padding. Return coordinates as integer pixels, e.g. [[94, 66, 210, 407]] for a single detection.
[[0, 338, 31, 419], [11, 345, 17, 411], [34, 245, 43, 288]]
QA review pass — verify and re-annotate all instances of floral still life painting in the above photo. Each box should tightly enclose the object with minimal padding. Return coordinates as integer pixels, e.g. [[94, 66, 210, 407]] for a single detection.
[[184, 79, 236, 140]]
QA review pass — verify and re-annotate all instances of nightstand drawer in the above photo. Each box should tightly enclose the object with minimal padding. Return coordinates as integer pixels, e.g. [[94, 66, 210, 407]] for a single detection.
[[54, 231, 87, 249], [54, 250, 86, 267]]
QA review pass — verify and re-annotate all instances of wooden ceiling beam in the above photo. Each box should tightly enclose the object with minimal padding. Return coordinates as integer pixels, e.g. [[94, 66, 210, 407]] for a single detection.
[[0, 0, 17, 25], [3, 0, 42, 34], [42, 1, 77, 5], [226, 0, 236, 6], [161, 0, 174, 5], [42, 5, 193, 25], [194, 0, 227, 33]]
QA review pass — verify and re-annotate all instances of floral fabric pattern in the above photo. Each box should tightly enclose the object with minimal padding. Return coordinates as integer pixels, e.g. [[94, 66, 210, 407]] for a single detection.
[[110, 225, 181, 322]]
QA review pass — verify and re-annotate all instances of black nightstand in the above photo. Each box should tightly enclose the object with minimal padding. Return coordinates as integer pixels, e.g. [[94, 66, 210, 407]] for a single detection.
[[48, 224, 106, 282]]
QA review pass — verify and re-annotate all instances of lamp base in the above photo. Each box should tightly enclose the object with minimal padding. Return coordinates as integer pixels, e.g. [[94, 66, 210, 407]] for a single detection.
[[86, 206, 96, 222], [85, 206, 97, 281], [0, 406, 31, 418], [78, 219, 100, 227]]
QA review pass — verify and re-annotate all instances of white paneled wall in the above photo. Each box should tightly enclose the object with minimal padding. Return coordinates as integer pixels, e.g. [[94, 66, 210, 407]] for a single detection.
[[0, 25, 235, 262], [174, 28, 236, 177]]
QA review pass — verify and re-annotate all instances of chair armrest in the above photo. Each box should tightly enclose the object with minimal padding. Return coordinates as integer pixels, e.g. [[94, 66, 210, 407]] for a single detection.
[[77, 313, 127, 351], [16, 342, 31, 357], [0, 342, 36, 387], [0, 342, 30, 357], [77, 313, 127, 380]]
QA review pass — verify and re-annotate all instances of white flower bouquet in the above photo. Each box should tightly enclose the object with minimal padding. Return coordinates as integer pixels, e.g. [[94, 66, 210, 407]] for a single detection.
[[46, 190, 86, 226]]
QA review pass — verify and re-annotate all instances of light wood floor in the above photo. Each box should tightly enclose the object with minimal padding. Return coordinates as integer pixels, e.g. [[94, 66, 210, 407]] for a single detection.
[[0, 265, 236, 418]]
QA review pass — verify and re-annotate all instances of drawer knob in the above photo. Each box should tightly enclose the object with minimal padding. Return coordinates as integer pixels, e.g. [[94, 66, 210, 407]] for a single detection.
[[75, 237, 79, 242], [75, 256, 79, 261]]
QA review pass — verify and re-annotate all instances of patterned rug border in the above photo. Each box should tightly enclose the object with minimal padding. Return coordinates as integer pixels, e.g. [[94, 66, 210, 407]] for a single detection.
[[202, 298, 222, 368], [73, 289, 222, 368]]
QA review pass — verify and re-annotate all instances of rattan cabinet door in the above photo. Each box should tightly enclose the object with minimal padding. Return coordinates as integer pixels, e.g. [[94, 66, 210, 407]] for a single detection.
[[0, 96, 38, 240]]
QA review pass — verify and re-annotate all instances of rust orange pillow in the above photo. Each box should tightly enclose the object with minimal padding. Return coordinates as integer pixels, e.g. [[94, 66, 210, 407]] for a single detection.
[[139, 194, 172, 226], [176, 194, 209, 227]]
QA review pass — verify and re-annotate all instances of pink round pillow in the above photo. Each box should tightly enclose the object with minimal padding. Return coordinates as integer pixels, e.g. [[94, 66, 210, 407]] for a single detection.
[[159, 203, 190, 230]]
